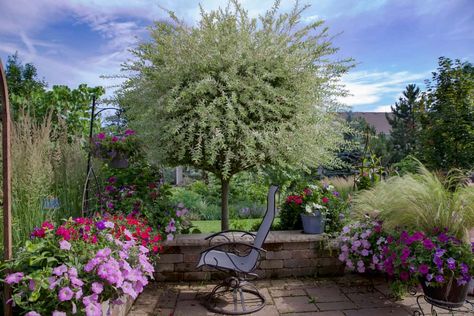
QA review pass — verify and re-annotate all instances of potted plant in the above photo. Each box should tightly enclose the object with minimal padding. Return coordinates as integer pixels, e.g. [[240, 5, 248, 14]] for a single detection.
[[380, 229, 473, 306], [281, 184, 348, 234], [92, 129, 140, 168], [301, 201, 327, 234], [1, 214, 162, 315], [353, 162, 474, 305]]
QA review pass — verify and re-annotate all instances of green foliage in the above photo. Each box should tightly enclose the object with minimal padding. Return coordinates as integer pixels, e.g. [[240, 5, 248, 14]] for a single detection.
[[278, 183, 348, 234], [418, 57, 474, 171], [387, 84, 422, 162], [91, 130, 142, 162], [120, 0, 352, 229], [353, 163, 474, 241], [391, 155, 420, 176], [5, 53, 105, 138]]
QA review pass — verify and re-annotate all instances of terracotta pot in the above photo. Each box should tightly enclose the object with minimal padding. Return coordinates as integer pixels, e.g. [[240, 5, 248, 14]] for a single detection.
[[420, 276, 470, 309]]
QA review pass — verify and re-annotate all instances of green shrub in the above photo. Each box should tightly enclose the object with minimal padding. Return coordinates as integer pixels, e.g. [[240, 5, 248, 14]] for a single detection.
[[353, 163, 474, 241]]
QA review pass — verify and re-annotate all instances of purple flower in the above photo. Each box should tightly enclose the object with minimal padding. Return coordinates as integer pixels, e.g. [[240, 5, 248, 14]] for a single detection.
[[434, 248, 446, 257], [58, 287, 74, 302], [111, 136, 119, 142], [438, 233, 449, 243], [96, 133, 105, 140], [433, 256, 443, 269], [426, 274, 434, 281], [53, 264, 68, 276], [85, 302, 102, 316], [59, 240, 71, 250], [447, 258, 456, 270], [29, 279, 36, 291], [91, 282, 103, 294], [52, 312, 67, 316], [121, 281, 138, 299], [460, 263, 469, 274], [105, 185, 115, 192], [108, 176, 117, 183], [361, 249, 370, 256], [95, 221, 106, 230], [435, 275, 445, 283], [5, 272, 23, 284], [25, 312, 41, 316], [418, 264, 429, 275], [423, 239, 435, 250]]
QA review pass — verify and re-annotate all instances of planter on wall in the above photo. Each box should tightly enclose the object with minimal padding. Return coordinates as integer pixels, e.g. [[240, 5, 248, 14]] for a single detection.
[[300, 213, 324, 234]]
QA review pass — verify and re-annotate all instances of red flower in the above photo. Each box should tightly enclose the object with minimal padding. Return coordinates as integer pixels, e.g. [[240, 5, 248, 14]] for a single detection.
[[322, 197, 329, 204]]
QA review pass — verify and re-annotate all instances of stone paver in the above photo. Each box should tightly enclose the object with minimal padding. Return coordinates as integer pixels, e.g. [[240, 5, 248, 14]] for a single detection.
[[129, 276, 473, 315]]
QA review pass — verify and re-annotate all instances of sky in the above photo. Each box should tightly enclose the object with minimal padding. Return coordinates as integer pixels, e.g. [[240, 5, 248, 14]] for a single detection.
[[0, 0, 473, 112]]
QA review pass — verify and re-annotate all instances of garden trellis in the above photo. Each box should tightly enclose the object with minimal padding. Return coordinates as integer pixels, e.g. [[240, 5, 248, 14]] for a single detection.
[[0, 59, 13, 316]]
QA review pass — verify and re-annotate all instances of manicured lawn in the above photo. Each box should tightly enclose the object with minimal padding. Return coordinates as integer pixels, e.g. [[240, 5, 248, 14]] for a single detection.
[[191, 218, 280, 233]]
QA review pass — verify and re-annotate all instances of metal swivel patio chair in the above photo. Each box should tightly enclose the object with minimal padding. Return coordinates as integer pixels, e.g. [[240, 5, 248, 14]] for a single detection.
[[196, 185, 279, 315]]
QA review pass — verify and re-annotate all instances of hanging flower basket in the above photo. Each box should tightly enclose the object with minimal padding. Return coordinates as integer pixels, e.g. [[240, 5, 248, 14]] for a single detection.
[[91, 130, 138, 168], [421, 276, 471, 309]]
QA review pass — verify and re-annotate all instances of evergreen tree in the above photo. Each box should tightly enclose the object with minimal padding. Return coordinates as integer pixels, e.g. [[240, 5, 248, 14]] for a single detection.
[[387, 84, 421, 162], [419, 57, 474, 170]]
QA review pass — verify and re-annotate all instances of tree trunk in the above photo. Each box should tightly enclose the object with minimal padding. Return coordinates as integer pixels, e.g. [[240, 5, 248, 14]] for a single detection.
[[220, 176, 231, 231]]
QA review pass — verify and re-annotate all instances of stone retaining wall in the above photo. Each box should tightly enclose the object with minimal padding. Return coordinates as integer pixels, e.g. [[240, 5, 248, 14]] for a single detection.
[[155, 231, 343, 281]]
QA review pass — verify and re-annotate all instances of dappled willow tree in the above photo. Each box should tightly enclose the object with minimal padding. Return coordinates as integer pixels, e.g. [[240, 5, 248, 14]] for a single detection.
[[119, 0, 353, 229]]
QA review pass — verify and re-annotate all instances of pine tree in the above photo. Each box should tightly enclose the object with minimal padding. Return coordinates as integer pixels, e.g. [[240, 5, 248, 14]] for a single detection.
[[387, 84, 421, 162]]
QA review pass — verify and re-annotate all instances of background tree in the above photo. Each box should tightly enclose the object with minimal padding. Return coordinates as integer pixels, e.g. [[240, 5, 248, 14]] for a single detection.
[[419, 57, 474, 170], [5, 53, 104, 138], [120, 0, 353, 230], [386, 84, 421, 162]]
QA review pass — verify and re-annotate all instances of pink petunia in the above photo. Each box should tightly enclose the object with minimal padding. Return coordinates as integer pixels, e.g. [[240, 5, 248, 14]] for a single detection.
[[58, 287, 74, 302], [52, 311, 67, 316], [25, 312, 41, 316], [91, 282, 103, 294], [5, 272, 24, 284], [59, 240, 71, 251]]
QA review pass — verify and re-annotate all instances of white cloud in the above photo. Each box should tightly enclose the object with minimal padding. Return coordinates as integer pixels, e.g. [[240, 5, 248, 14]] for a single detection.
[[373, 105, 392, 112], [340, 70, 428, 107]]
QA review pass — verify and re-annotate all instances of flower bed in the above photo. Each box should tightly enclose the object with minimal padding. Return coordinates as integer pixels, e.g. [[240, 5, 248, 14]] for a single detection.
[[1, 215, 162, 316]]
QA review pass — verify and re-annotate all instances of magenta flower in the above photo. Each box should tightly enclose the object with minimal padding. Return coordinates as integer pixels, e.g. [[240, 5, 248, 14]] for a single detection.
[[25, 312, 41, 316], [423, 238, 435, 250], [108, 176, 117, 183], [435, 275, 445, 283], [124, 129, 136, 136], [5, 272, 23, 284], [400, 271, 410, 281], [418, 264, 429, 275], [111, 136, 119, 142], [59, 240, 71, 250], [96, 133, 105, 140], [58, 287, 74, 302]]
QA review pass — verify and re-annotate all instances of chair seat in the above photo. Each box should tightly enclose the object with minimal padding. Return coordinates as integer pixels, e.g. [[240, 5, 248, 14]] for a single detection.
[[197, 249, 257, 273]]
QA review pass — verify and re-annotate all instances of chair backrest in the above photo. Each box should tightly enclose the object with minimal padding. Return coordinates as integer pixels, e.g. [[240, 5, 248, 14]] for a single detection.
[[253, 185, 279, 249]]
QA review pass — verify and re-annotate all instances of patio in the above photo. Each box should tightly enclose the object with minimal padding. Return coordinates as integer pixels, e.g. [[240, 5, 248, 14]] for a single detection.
[[128, 274, 472, 316]]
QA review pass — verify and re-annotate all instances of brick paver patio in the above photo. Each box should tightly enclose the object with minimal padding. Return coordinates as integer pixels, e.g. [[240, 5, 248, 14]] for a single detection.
[[129, 275, 473, 316]]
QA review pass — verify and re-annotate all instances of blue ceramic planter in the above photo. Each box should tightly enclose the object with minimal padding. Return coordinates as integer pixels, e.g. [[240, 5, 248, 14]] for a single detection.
[[301, 213, 325, 234]]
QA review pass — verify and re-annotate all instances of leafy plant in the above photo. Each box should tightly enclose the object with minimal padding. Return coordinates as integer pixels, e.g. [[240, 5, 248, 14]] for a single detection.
[[278, 183, 348, 234], [1, 215, 161, 315], [120, 0, 352, 230], [353, 163, 474, 241]]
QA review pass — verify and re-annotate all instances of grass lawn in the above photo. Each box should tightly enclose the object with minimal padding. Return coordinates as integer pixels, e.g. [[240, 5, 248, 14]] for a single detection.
[[191, 218, 280, 233]]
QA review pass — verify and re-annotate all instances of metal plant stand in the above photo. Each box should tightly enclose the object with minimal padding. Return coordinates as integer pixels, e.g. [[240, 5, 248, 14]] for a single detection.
[[410, 288, 474, 315]]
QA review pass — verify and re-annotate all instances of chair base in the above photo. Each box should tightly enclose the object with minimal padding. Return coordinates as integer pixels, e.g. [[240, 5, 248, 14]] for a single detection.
[[204, 276, 266, 315]]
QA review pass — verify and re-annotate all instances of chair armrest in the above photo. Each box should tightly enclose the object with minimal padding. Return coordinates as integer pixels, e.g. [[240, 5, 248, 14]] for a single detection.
[[200, 241, 266, 256]]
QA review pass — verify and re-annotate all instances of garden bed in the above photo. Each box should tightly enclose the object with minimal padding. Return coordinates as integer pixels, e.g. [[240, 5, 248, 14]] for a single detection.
[[154, 231, 343, 281]]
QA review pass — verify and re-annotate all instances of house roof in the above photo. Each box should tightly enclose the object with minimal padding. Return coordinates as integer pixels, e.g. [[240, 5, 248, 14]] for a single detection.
[[339, 112, 393, 134]]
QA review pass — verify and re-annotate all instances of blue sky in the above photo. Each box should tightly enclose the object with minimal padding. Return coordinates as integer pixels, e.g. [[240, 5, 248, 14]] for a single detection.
[[0, 0, 473, 112]]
